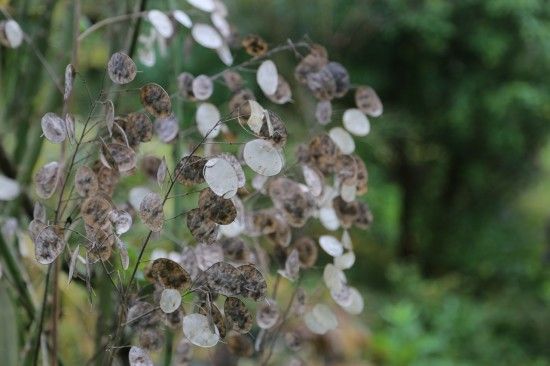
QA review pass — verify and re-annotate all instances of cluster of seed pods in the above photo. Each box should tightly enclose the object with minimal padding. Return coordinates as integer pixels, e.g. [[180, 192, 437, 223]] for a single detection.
[[29, 2, 382, 364]]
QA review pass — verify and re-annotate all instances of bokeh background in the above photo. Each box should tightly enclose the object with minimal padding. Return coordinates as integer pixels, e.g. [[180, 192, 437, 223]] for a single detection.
[[1, 0, 550, 364]]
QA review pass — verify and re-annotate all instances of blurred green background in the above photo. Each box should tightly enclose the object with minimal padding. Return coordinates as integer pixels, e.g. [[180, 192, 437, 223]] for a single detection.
[[1, 0, 550, 364]]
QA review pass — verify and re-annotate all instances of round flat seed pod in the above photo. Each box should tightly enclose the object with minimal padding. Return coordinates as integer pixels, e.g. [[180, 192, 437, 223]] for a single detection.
[[81, 195, 112, 228], [308, 134, 339, 174], [34, 225, 65, 264], [127, 112, 153, 143], [147, 10, 174, 38], [294, 52, 327, 85], [218, 154, 245, 188], [228, 88, 255, 116], [326, 62, 350, 98], [354, 201, 373, 229], [330, 283, 354, 308], [278, 249, 300, 281], [186, 208, 219, 244], [199, 188, 237, 225], [267, 74, 292, 104], [323, 263, 347, 290], [187, 0, 216, 12], [64, 114, 75, 142], [192, 23, 223, 49], [224, 297, 252, 334], [243, 139, 283, 176], [332, 196, 359, 229], [150, 258, 191, 290], [242, 34, 268, 57], [140, 83, 172, 117], [108, 52, 137, 84], [268, 177, 315, 228], [220, 237, 250, 262], [284, 331, 303, 351], [180, 246, 200, 279], [291, 287, 306, 316], [173, 9, 192, 28], [315, 100, 332, 125], [0, 20, 23, 48], [103, 143, 137, 172], [329, 127, 355, 154], [204, 261, 242, 296], [174, 338, 193, 364], [129, 346, 153, 366], [203, 157, 239, 198], [139, 192, 164, 232], [238, 264, 267, 301], [175, 155, 206, 185], [319, 206, 340, 231], [260, 110, 288, 148], [160, 288, 182, 313], [33, 202, 46, 223], [256, 60, 278, 96], [41, 112, 66, 143], [96, 165, 119, 196], [196, 103, 221, 138], [305, 304, 337, 334], [182, 313, 220, 348], [302, 164, 324, 197], [334, 251, 355, 270], [294, 236, 318, 268], [319, 235, 344, 257], [223, 71, 243, 92], [109, 209, 132, 235], [64, 64, 75, 102], [177, 72, 195, 100], [342, 287, 364, 314], [75, 165, 98, 197], [256, 299, 280, 329], [192, 75, 214, 100], [343, 108, 370, 136], [126, 301, 160, 330], [154, 114, 179, 143], [226, 332, 254, 357], [306, 67, 336, 100], [242, 99, 265, 134], [353, 155, 368, 195], [198, 303, 226, 339], [355, 86, 383, 117], [340, 182, 357, 203]]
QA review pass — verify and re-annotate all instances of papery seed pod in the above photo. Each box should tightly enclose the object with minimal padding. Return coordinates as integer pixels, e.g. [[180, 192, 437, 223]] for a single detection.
[[41, 113, 66, 144], [243, 139, 283, 177], [81, 195, 112, 229], [353, 155, 368, 195], [116, 237, 130, 270], [192, 75, 214, 100], [108, 52, 137, 84], [199, 188, 237, 225], [223, 70, 244, 92], [128, 112, 154, 143], [186, 208, 218, 244], [315, 100, 332, 125], [293, 236, 318, 268], [179, 246, 200, 279], [182, 313, 220, 347], [75, 166, 98, 197], [284, 330, 303, 351], [34, 225, 66, 264], [198, 302, 227, 339], [242, 34, 268, 56], [64, 64, 75, 101], [218, 154, 245, 188], [141, 155, 162, 180], [138, 327, 164, 351], [308, 134, 339, 174], [192, 23, 223, 49], [238, 264, 267, 301], [329, 127, 355, 155], [203, 157, 239, 198], [102, 143, 137, 172], [139, 192, 164, 232], [326, 62, 350, 98], [332, 196, 358, 229], [0, 20, 23, 48], [259, 110, 287, 148], [154, 114, 179, 143], [129, 346, 154, 366], [278, 249, 300, 281], [127, 301, 160, 330], [343, 108, 370, 136], [256, 299, 280, 329], [354, 201, 373, 229], [105, 100, 115, 136], [85, 225, 116, 262], [266, 215, 292, 247], [291, 287, 306, 315], [335, 154, 358, 185], [257, 60, 278, 96], [226, 331, 254, 357], [204, 261, 242, 296], [294, 51, 328, 85], [160, 288, 182, 313], [306, 67, 337, 100], [177, 72, 195, 100], [163, 307, 184, 329], [355, 85, 383, 117], [157, 157, 167, 186], [33, 202, 46, 223], [268, 177, 315, 227], [95, 165, 120, 196], [196, 103, 221, 138], [140, 83, 172, 117], [174, 338, 193, 365], [148, 258, 191, 290], [224, 296, 252, 334], [147, 10, 174, 38], [267, 74, 292, 104], [109, 209, 132, 235], [175, 155, 206, 185]]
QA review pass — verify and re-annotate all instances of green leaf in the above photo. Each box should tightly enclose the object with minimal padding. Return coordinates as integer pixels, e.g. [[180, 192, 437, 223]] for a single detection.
[[0, 283, 19, 365]]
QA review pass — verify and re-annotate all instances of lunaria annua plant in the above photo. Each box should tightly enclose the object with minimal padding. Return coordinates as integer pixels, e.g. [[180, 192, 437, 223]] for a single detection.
[[19, 1, 381, 364]]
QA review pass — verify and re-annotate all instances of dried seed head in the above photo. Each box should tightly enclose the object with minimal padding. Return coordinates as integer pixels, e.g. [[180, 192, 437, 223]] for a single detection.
[[343, 108, 370, 136], [175, 155, 207, 186], [85, 225, 116, 262], [140, 83, 172, 117], [108, 52, 137, 84], [141, 155, 162, 180], [268, 178, 315, 228], [75, 166, 98, 198], [355, 85, 383, 117], [353, 154, 368, 195], [149, 258, 191, 290], [257, 60, 278, 96], [179, 246, 200, 279], [243, 139, 283, 177], [34, 225, 66, 264], [238, 264, 267, 301], [224, 297, 252, 334], [109, 209, 132, 235], [34, 161, 61, 199], [160, 288, 182, 313], [199, 188, 237, 225], [293, 236, 318, 268], [186, 208, 218, 244], [242, 34, 268, 56], [204, 261, 243, 296], [203, 157, 239, 198], [139, 192, 164, 232], [192, 23, 223, 49], [41, 113, 67, 143]]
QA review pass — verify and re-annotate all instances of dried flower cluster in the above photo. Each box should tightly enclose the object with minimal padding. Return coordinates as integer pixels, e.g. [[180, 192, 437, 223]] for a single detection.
[[19, 1, 382, 364]]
